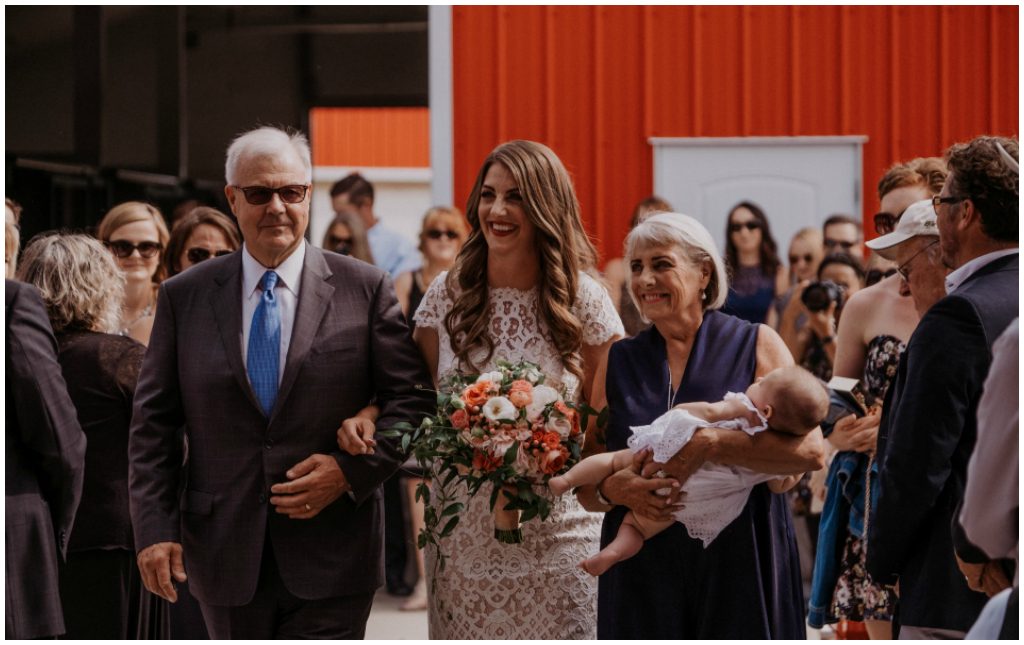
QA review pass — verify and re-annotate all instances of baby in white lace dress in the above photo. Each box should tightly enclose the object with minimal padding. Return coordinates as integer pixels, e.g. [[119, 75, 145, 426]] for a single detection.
[[549, 365, 828, 575]]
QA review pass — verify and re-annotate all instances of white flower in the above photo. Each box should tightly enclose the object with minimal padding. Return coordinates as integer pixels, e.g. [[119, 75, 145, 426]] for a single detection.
[[490, 432, 516, 459], [477, 371, 503, 385], [482, 396, 517, 422], [546, 415, 572, 438], [525, 385, 560, 421], [525, 367, 543, 384]]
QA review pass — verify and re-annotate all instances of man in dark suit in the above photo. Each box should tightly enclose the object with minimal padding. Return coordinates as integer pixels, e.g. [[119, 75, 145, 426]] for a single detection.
[[867, 135, 1019, 639], [128, 126, 434, 638], [6, 279, 87, 639]]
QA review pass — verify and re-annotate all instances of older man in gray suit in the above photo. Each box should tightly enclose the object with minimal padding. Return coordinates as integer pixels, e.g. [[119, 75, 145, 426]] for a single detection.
[[129, 126, 434, 638]]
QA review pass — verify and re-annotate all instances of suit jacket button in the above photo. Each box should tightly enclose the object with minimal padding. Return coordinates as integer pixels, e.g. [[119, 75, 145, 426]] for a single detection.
[[265, 440, 273, 450], [259, 493, 267, 504]]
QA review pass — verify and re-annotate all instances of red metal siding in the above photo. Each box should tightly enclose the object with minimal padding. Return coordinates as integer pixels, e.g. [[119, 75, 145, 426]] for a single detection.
[[310, 107, 430, 167], [451, 5, 1018, 265]]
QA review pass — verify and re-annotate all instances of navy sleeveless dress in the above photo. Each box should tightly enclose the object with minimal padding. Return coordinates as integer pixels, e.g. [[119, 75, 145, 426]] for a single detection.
[[597, 310, 805, 639]]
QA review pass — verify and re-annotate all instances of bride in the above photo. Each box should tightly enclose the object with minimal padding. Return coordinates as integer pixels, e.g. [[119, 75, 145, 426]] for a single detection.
[[412, 140, 623, 638]]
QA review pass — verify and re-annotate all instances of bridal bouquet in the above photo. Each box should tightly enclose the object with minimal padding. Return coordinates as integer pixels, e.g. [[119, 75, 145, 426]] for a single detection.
[[386, 359, 603, 566]]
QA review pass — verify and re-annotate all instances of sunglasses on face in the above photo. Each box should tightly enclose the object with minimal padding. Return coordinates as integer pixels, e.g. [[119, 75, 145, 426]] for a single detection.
[[232, 184, 309, 205], [874, 212, 898, 235], [425, 229, 460, 240], [106, 240, 162, 259], [824, 238, 856, 250], [326, 235, 354, 256], [729, 221, 761, 233], [186, 247, 233, 264], [789, 254, 814, 264]]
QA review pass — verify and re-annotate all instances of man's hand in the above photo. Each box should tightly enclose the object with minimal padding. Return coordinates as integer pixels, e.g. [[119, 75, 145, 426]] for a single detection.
[[270, 454, 350, 519], [337, 416, 377, 455], [600, 449, 682, 521], [828, 412, 880, 454], [956, 555, 1012, 598], [806, 301, 838, 339], [642, 427, 717, 485], [137, 541, 187, 603]]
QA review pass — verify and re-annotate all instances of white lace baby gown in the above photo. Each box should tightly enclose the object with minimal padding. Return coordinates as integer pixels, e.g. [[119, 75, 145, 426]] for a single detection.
[[413, 271, 624, 639], [627, 392, 780, 546]]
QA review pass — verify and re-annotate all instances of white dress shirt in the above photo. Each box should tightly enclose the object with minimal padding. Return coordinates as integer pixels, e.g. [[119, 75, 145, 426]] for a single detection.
[[241, 241, 306, 384], [944, 248, 1018, 294]]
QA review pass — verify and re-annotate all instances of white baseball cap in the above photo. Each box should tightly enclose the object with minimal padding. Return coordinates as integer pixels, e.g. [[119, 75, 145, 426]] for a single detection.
[[865, 199, 940, 260]]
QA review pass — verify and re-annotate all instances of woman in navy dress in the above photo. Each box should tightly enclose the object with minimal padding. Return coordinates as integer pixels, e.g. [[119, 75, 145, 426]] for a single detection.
[[721, 201, 787, 325], [576, 212, 825, 639]]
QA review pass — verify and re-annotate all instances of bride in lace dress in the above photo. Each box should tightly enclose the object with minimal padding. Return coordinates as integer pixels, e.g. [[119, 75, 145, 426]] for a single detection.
[[412, 141, 623, 639]]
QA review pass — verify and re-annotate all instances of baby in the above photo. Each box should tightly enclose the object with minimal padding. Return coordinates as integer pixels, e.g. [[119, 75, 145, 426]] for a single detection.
[[549, 365, 828, 576]]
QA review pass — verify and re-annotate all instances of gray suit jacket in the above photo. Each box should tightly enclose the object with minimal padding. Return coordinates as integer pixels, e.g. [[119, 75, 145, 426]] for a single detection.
[[128, 247, 434, 606], [5, 280, 87, 639]]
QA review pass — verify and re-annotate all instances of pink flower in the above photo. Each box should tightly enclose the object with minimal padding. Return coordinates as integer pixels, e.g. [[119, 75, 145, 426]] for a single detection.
[[450, 408, 470, 429]]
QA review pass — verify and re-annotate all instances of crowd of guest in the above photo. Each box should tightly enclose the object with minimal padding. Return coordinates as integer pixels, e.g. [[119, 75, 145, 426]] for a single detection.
[[5, 129, 1017, 640]]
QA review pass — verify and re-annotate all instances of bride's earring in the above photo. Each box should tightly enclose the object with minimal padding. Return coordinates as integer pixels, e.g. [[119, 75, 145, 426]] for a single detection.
[[701, 290, 706, 301]]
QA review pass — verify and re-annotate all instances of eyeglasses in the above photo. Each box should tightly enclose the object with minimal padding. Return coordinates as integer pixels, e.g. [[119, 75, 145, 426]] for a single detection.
[[896, 240, 939, 282], [326, 235, 354, 256], [425, 229, 460, 240], [231, 185, 309, 205], [932, 195, 965, 211], [729, 221, 761, 233], [865, 267, 898, 286], [874, 212, 898, 235], [186, 247, 233, 264], [824, 238, 857, 251], [105, 240, 162, 259], [789, 253, 814, 264]]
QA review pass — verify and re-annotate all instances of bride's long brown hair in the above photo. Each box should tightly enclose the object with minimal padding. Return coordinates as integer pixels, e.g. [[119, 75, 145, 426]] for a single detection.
[[444, 140, 598, 382]]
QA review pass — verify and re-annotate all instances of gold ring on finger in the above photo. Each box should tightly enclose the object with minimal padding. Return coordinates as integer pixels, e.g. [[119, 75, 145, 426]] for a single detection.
[[305, 503, 312, 511]]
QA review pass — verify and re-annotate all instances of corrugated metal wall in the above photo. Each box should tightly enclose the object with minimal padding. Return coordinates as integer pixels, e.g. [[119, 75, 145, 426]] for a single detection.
[[310, 107, 430, 167], [451, 5, 1018, 264]]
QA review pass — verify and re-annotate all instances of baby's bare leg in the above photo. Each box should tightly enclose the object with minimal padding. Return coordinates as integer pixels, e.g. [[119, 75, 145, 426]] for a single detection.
[[580, 512, 674, 576], [548, 449, 633, 495]]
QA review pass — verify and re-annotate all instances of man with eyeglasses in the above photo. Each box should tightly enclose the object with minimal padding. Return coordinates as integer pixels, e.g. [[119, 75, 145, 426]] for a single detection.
[[866, 136, 1019, 640], [822, 213, 864, 261], [128, 125, 434, 638]]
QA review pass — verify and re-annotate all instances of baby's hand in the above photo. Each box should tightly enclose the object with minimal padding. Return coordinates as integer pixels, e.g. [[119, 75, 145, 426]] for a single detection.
[[337, 417, 378, 456]]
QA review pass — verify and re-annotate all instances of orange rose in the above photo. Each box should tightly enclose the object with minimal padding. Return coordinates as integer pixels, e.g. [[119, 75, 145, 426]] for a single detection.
[[542, 431, 562, 451], [450, 408, 470, 429], [531, 429, 546, 446], [570, 410, 582, 436], [462, 381, 493, 407], [554, 400, 572, 417], [542, 446, 569, 475], [472, 449, 502, 473], [508, 390, 531, 408]]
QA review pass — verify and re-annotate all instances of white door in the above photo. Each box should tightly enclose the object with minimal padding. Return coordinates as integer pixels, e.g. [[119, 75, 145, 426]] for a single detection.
[[650, 136, 867, 258]]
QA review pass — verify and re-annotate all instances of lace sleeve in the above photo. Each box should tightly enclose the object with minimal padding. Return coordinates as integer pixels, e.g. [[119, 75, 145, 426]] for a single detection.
[[575, 272, 625, 346], [412, 270, 452, 330]]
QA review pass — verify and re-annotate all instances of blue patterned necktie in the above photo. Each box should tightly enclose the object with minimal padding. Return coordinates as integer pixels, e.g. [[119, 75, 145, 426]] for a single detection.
[[247, 270, 280, 416]]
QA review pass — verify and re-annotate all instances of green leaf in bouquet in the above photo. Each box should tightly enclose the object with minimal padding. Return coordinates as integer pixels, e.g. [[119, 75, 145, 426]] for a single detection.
[[597, 406, 610, 428], [439, 515, 460, 537], [503, 442, 519, 466], [488, 484, 501, 511], [415, 482, 430, 505], [442, 467, 458, 488], [520, 505, 539, 523], [441, 502, 464, 517], [424, 505, 437, 527], [417, 531, 429, 550], [401, 432, 411, 453]]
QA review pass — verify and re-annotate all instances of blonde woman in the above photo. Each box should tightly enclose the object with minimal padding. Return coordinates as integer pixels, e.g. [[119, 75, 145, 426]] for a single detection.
[[395, 206, 468, 323], [97, 201, 169, 346], [412, 140, 624, 638], [321, 209, 375, 265], [17, 233, 167, 638]]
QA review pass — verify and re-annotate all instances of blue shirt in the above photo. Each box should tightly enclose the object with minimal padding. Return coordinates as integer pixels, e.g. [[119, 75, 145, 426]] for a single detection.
[[367, 222, 421, 276]]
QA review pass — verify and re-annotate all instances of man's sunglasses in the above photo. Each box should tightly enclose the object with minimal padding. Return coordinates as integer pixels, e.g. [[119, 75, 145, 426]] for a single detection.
[[824, 238, 856, 251], [186, 247, 233, 264], [873, 212, 898, 235], [729, 221, 761, 233], [105, 240, 162, 259], [425, 229, 460, 240], [232, 185, 309, 205], [789, 253, 814, 265]]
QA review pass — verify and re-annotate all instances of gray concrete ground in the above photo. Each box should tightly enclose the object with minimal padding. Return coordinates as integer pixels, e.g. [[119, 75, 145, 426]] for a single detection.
[[365, 589, 429, 640]]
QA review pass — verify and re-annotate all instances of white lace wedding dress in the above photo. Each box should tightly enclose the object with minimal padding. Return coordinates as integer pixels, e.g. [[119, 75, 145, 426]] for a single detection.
[[413, 271, 623, 639]]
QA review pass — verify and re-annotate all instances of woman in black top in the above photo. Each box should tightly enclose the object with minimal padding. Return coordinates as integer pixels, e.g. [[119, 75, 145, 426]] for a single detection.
[[18, 232, 168, 639]]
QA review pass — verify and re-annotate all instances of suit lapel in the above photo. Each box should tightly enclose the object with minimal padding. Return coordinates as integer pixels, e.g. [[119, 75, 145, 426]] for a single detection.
[[211, 254, 263, 414], [269, 246, 334, 424]]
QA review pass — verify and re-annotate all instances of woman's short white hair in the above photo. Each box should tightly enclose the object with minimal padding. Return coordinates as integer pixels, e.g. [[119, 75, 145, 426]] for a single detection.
[[225, 126, 312, 185], [624, 212, 729, 313]]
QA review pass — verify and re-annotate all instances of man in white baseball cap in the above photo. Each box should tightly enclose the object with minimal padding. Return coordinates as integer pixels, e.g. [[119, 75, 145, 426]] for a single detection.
[[865, 199, 946, 316]]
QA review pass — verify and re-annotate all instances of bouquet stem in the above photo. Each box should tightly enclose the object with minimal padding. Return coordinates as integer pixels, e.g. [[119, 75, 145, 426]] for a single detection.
[[493, 485, 523, 544]]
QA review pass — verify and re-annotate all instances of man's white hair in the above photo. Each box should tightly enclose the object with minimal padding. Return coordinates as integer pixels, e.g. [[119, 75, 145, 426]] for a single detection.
[[224, 126, 312, 185], [625, 211, 730, 313]]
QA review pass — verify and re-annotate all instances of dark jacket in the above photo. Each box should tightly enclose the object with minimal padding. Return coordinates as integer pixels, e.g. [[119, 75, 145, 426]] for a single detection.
[[868, 253, 1018, 632], [5, 280, 87, 639]]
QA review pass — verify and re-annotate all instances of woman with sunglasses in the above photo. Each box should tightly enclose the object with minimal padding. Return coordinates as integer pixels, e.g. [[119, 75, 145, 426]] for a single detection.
[[321, 209, 375, 264], [807, 159, 946, 640], [395, 206, 468, 322], [97, 201, 170, 346], [163, 206, 241, 277], [721, 201, 788, 324]]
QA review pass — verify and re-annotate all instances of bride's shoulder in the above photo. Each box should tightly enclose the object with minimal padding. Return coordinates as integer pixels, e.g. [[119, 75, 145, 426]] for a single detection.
[[575, 270, 614, 305]]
